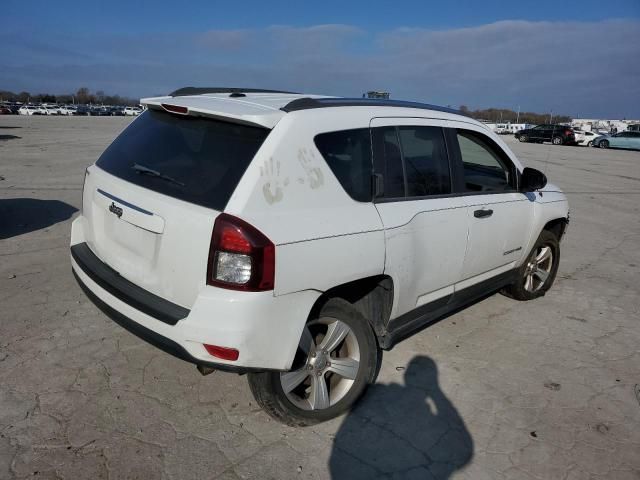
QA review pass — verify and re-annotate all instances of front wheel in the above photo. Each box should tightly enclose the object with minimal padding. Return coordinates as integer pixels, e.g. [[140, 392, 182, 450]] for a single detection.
[[518, 134, 528, 143], [248, 298, 380, 426], [599, 140, 609, 148], [502, 230, 560, 301], [587, 141, 592, 147]]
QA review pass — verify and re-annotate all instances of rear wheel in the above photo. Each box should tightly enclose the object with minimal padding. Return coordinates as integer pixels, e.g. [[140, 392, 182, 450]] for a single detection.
[[599, 140, 609, 148], [518, 134, 528, 143], [552, 136, 563, 145], [587, 141, 593, 147], [248, 298, 380, 426], [502, 230, 560, 301]]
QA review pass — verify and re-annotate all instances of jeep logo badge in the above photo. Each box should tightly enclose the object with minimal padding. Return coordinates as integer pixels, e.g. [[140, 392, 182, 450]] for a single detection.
[[109, 202, 123, 218]]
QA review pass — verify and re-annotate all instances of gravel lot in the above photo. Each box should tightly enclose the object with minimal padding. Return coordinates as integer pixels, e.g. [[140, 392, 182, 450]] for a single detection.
[[1, 116, 639, 480]]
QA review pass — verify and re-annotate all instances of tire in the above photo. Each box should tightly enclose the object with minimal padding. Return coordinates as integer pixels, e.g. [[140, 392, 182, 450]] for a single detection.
[[502, 230, 560, 301], [587, 141, 592, 147], [248, 298, 380, 426], [518, 134, 528, 143], [599, 140, 609, 149], [552, 136, 563, 145]]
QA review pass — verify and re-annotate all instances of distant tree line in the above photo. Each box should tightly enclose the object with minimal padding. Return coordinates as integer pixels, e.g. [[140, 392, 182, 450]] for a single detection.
[[0, 87, 140, 106], [459, 105, 571, 125]]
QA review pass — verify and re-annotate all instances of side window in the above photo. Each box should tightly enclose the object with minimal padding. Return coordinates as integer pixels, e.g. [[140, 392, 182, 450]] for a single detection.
[[372, 126, 405, 198], [457, 129, 516, 193], [314, 128, 372, 202], [397, 126, 451, 197]]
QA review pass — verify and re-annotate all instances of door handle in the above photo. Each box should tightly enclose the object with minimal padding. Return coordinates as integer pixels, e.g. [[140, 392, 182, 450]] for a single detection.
[[474, 209, 493, 218]]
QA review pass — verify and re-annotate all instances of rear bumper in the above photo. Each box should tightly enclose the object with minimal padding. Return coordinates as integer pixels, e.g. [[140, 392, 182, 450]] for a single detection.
[[72, 269, 251, 373], [70, 218, 320, 371], [71, 243, 188, 326]]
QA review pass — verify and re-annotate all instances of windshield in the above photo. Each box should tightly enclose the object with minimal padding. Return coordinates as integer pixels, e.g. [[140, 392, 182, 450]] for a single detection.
[[96, 110, 269, 211]]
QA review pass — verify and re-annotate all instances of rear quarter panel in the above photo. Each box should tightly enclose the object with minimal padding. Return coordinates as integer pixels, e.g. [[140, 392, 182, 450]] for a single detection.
[[225, 110, 386, 296]]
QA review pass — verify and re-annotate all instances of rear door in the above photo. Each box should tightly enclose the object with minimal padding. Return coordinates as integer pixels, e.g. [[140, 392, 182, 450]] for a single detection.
[[370, 117, 468, 319], [80, 109, 269, 308], [448, 125, 533, 286]]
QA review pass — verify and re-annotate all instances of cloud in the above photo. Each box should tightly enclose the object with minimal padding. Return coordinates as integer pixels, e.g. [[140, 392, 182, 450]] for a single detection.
[[267, 24, 364, 54], [196, 29, 253, 51], [2, 20, 639, 117]]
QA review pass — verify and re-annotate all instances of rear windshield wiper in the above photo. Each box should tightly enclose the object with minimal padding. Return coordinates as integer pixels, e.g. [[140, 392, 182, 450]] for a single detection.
[[132, 163, 185, 187]]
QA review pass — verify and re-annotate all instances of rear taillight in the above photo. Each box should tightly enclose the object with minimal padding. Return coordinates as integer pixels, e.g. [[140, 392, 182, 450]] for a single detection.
[[565, 130, 573, 136], [207, 213, 275, 291]]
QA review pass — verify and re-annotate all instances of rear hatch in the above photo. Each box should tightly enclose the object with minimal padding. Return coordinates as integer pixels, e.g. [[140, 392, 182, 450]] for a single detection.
[[80, 108, 269, 308]]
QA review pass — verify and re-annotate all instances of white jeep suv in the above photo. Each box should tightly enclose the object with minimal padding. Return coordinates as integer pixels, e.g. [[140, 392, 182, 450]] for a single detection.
[[70, 87, 569, 425]]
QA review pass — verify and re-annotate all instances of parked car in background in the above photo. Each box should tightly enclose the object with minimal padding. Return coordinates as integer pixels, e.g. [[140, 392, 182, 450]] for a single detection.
[[110, 106, 125, 116], [572, 128, 601, 147], [74, 105, 90, 116], [70, 89, 569, 425], [515, 124, 575, 145], [91, 106, 112, 116], [124, 106, 142, 116], [44, 105, 60, 115], [494, 123, 510, 134], [18, 105, 38, 115], [591, 131, 640, 150], [0, 105, 12, 114], [58, 105, 77, 115]]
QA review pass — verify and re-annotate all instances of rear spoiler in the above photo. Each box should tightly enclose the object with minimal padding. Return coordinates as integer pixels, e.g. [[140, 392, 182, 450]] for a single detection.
[[141, 99, 279, 129], [170, 87, 298, 97]]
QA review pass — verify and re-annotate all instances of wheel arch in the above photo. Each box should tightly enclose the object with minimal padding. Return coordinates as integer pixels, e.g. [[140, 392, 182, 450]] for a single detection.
[[308, 275, 394, 340], [543, 217, 569, 241]]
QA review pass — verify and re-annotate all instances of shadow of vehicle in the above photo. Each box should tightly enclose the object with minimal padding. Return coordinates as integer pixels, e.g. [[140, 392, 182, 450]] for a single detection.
[[329, 355, 473, 479], [0, 198, 77, 239], [0, 135, 21, 141]]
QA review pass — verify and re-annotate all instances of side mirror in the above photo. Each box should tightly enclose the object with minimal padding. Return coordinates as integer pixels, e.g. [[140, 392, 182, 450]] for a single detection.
[[521, 167, 547, 192]]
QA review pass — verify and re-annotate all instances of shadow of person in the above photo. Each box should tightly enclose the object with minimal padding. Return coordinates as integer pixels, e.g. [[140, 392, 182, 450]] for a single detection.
[[0, 198, 77, 239], [329, 356, 473, 479]]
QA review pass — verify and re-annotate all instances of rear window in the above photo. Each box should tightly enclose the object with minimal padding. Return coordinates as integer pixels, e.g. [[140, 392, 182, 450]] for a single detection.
[[314, 128, 372, 202], [96, 109, 269, 211]]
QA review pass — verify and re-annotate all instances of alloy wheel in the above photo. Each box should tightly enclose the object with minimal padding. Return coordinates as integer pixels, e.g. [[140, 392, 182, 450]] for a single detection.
[[280, 317, 361, 411], [523, 245, 553, 293]]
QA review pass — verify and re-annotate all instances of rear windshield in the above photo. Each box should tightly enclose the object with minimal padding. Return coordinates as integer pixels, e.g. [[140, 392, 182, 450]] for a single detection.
[[96, 110, 269, 211]]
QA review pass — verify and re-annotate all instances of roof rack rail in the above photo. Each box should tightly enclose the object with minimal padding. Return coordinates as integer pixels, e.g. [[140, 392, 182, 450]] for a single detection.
[[281, 97, 466, 116], [170, 87, 298, 97]]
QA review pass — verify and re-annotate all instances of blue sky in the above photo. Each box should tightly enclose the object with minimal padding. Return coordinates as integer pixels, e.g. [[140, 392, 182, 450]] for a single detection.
[[3, 0, 640, 117]]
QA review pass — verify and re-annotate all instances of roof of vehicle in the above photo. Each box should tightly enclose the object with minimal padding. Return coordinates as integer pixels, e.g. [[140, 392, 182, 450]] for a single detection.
[[141, 87, 472, 129]]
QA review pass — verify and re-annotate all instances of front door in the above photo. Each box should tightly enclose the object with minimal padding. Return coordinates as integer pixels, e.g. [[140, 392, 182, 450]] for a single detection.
[[529, 125, 546, 142], [448, 125, 534, 286]]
